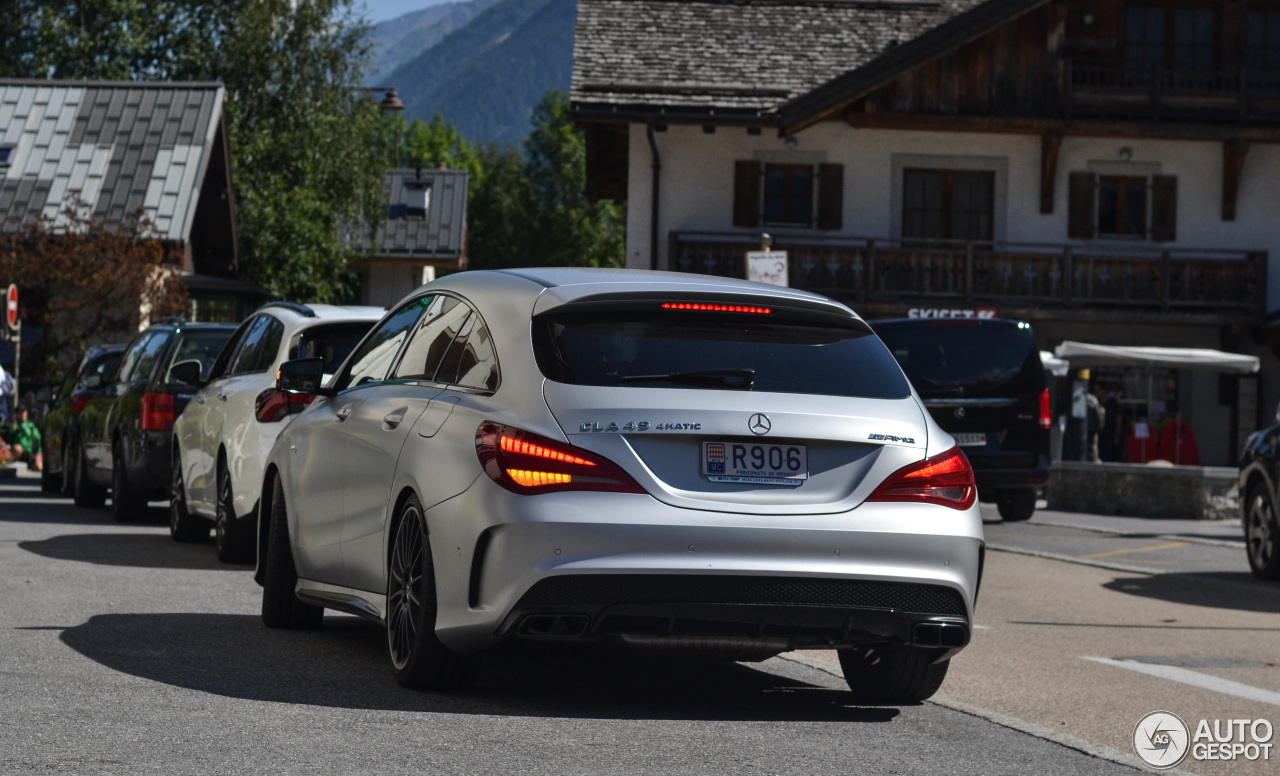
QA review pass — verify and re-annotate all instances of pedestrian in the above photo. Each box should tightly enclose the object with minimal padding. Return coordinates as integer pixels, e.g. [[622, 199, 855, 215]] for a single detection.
[[1094, 383, 1125, 462], [4, 406, 42, 471], [1085, 383, 1103, 462]]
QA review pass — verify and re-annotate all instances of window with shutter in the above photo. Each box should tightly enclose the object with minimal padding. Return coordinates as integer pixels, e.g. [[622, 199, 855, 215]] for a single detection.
[[1098, 176, 1147, 237], [733, 160, 761, 228], [1068, 172, 1097, 240]]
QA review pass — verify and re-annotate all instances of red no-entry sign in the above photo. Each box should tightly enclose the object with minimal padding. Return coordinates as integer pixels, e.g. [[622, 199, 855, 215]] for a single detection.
[[5, 284, 16, 329]]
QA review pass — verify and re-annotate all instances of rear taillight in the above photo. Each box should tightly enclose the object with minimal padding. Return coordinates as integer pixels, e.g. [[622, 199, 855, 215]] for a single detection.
[[475, 422, 644, 495], [867, 446, 975, 510], [140, 392, 176, 432], [71, 393, 92, 418], [255, 388, 316, 422], [1038, 387, 1051, 430]]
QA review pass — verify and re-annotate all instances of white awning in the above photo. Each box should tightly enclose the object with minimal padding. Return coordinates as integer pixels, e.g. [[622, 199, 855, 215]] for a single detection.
[[1039, 350, 1070, 378], [1053, 342, 1260, 374]]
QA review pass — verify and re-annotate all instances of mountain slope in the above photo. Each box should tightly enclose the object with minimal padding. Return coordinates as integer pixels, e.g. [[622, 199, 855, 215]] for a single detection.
[[370, 0, 502, 86], [386, 0, 575, 146]]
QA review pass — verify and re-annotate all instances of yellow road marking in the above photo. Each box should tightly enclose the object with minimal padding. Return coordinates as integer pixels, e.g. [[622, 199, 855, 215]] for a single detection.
[[1082, 541, 1189, 560]]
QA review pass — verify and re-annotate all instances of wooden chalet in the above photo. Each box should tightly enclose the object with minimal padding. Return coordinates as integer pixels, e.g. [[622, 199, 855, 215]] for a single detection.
[[571, 0, 1280, 465]]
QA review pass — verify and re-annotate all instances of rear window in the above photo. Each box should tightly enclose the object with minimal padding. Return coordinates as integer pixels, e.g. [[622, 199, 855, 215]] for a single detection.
[[164, 329, 235, 385], [873, 321, 1041, 399], [533, 312, 910, 399], [291, 321, 376, 374]]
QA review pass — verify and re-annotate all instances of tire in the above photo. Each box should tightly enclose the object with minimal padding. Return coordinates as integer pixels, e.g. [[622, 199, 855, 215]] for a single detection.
[[387, 494, 473, 690], [214, 460, 254, 563], [169, 450, 209, 543], [60, 439, 74, 495], [72, 440, 106, 509], [1245, 483, 1280, 580], [110, 439, 146, 524], [838, 645, 950, 704], [997, 490, 1036, 522], [261, 475, 323, 630]]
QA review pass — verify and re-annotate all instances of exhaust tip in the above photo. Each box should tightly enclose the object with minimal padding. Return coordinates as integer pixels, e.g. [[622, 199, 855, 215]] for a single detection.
[[912, 622, 968, 648], [518, 614, 589, 638]]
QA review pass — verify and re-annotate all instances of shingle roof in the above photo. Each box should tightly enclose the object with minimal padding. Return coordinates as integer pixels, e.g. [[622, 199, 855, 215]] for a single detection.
[[0, 80, 224, 241], [571, 0, 989, 116], [354, 169, 469, 260]]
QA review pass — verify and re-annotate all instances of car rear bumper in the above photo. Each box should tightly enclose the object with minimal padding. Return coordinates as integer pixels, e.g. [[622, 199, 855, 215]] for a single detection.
[[424, 478, 984, 654]]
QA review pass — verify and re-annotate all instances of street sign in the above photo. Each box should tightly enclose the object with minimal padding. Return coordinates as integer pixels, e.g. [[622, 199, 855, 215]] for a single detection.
[[5, 284, 15, 329]]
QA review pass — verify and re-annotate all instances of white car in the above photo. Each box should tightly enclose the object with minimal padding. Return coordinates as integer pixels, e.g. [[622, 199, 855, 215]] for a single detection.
[[258, 269, 983, 701], [171, 302, 383, 562]]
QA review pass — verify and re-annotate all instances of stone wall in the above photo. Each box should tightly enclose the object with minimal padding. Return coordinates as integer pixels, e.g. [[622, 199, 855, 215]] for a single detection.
[[1046, 461, 1239, 521]]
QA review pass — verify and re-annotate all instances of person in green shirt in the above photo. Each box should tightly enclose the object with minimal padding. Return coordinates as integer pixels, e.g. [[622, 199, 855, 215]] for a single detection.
[[5, 407, 42, 471]]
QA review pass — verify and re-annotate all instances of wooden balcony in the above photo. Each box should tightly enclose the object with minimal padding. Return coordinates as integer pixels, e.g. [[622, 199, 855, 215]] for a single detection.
[[669, 232, 1265, 320], [1066, 60, 1280, 124]]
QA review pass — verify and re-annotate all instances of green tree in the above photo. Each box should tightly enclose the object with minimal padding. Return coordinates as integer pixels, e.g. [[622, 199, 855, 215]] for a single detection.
[[398, 114, 483, 180], [468, 91, 624, 270]]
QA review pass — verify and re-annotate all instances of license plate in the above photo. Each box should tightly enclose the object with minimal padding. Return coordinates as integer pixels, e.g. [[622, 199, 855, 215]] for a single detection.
[[954, 432, 987, 447], [701, 441, 807, 486]]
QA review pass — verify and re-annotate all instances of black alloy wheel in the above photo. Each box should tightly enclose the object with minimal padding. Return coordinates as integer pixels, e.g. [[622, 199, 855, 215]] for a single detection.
[[110, 439, 146, 523], [72, 439, 106, 509], [260, 476, 323, 630], [214, 461, 253, 563], [1245, 483, 1280, 580], [387, 495, 472, 690], [837, 645, 950, 704], [169, 450, 209, 543]]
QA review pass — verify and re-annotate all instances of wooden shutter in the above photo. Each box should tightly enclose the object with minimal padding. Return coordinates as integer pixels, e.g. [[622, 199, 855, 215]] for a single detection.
[[1067, 172, 1097, 240], [1150, 175, 1178, 242], [816, 163, 844, 230], [733, 160, 761, 228]]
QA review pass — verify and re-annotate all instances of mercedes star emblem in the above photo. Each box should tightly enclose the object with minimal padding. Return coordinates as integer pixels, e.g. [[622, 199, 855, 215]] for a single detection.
[[748, 413, 771, 435]]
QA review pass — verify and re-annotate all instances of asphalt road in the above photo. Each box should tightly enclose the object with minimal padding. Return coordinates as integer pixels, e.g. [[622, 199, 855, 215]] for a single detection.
[[1, 467, 1271, 775]]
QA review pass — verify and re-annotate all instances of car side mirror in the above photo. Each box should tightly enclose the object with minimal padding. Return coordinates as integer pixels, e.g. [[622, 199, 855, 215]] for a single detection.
[[277, 358, 329, 396], [169, 359, 204, 387]]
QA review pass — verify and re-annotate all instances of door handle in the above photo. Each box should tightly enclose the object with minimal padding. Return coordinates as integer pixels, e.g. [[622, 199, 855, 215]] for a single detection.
[[383, 411, 406, 430], [336, 406, 353, 422]]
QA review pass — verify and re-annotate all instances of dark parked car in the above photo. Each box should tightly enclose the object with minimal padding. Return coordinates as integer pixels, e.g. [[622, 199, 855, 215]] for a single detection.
[[1238, 407, 1280, 580], [872, 318, 1050, 521], [40, 345, 126, 493], [73, 318, 236, 522]]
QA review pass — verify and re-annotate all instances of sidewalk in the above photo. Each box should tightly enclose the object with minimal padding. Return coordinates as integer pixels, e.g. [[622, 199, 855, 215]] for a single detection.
[[1021, 504, 1244, 547]]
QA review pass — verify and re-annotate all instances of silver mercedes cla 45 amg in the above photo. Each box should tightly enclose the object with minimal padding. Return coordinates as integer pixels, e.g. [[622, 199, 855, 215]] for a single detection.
[[257, 268, 984, 701]]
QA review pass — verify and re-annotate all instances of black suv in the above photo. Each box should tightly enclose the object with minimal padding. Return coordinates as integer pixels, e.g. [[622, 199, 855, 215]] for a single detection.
[[73, 318, 236, 521], [872, 318, 1050, 521]]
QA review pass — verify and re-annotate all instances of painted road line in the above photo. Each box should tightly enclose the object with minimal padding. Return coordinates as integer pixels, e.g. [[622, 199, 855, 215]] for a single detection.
[[986, 543, 1162, 575], [1030, 518, 1244, 549], [1083, 656, 1280, 707], [1081, 541, 1190, 560], [778, 653, 1203, 776]]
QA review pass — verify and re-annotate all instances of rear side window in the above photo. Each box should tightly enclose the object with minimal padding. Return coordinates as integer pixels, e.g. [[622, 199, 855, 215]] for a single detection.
[[164, 329, 236, 385], [290, 321, 378, 374], [76, 352, 123, 391], [230, 316, 285, 375], [118, 331, 171, 383], [874, 322, 1041, 399], [533, 312, 910, 399]]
